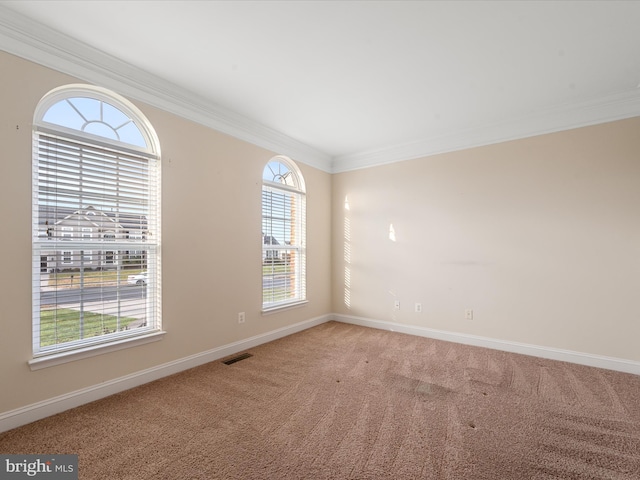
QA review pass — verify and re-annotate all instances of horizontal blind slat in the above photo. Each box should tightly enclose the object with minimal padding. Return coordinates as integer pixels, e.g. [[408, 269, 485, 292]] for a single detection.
[[33, 128, 160, 356]]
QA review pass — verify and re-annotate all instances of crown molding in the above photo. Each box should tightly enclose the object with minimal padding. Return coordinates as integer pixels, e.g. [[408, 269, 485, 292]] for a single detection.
[[2, 5, 639, 175], [332, 88, 640, 173], [0, 5, 333, 173]]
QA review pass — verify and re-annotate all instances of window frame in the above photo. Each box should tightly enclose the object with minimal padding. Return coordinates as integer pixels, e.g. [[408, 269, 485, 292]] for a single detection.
[[30, 84, 163, 369], [261, 156, 307, 313]]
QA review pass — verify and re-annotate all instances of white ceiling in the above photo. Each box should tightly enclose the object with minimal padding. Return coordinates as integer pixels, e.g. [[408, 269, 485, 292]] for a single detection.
[[1, 1, 640, 172]]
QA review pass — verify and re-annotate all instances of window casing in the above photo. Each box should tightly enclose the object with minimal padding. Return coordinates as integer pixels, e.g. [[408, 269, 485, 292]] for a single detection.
[[32, 85, 161, 361], [262, 157, 306, 310]]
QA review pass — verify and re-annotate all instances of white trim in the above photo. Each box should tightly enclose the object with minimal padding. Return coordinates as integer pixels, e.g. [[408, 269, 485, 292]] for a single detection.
[[2, 6, 640, 174], [0, 314, 330, 433], [331, 90, 640, 173], [29, 331, 167, 371], [333, 314, 640, 376], [262, 300, 309, 315], [0, 6, 331, 173], [4, 312, 639, 433]]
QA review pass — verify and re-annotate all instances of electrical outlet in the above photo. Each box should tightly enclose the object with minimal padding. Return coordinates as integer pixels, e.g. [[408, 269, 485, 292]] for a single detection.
[[415, 303, 422, 313], [465, 309, 473, 320], [394, 300, 400, 310], [238, 312, 245, 324]]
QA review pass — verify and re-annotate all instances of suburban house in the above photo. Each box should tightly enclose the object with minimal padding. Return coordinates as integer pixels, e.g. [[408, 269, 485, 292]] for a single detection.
[[1, 1, 639, 452], [39, 206, 148, 272], [261, 234, 281, 262]]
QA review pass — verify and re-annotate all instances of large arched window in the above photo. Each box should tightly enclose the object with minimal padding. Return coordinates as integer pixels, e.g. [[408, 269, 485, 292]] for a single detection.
[[262, 157, 306, 310], [31, 84, 162, 365]]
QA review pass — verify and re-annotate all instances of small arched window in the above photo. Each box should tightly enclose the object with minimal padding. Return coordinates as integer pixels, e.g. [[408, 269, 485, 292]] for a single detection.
[[262, 156, 306, 310], [31, 84, 162, 364]]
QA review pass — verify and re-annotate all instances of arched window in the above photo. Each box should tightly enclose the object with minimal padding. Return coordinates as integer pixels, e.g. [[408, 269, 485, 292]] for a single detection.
[[262, 157, 306, 310], [31, 84, 162, 364]]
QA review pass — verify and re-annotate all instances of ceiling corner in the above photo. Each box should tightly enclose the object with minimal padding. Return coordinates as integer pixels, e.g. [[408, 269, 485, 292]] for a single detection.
[[331, 88, 640, 173]]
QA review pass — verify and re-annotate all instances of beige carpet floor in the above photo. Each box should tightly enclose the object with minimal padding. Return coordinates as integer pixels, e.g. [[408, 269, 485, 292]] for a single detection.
[[1, 321, 640, 479]]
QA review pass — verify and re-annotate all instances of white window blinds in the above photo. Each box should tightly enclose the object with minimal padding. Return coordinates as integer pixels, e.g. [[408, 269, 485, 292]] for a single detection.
[[33, 125, 160, 356], [262, 158, 306, 310]]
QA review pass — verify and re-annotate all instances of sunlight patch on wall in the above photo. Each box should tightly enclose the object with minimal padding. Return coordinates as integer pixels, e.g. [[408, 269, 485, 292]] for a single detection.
[[389, 223, 397, 242], [344, 231, 351, 263], [344, 217, 351, 244], [344, 266, 351, 309], [344, 196, 352, 309]]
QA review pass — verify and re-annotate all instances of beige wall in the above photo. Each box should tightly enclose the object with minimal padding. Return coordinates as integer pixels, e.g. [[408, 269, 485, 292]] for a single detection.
[[332, 117, 640, 362], [0, 51, 332, 413], [2, 48, 639, 419]]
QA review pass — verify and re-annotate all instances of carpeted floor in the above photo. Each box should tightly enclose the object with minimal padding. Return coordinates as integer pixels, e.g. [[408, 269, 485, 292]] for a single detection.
[[2, 321, 640, 479]]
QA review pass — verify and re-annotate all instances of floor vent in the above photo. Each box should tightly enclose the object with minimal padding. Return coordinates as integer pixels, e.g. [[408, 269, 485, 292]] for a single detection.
[[222, 353, 253, 365]]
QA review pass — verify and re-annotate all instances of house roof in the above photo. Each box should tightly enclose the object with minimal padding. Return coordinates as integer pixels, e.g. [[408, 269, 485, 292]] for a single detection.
[[263, 235, 280, 246], [39, 206, 147, 231]]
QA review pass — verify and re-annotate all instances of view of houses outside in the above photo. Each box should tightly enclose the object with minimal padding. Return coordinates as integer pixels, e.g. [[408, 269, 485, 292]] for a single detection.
[[261, 162, 305, 306], [33, 90, 160, 353], [38, 205, 147, 273], [36, 206, 150, 347]]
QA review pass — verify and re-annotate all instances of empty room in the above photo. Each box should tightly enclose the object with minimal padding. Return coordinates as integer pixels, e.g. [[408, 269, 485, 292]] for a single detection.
[[1, 1, 639, 479]]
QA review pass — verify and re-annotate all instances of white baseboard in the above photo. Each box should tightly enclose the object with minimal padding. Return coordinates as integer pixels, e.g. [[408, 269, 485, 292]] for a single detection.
[[333, 314, 640, 376], [0, 314, 331, 434], [4, 312, 638, 434]]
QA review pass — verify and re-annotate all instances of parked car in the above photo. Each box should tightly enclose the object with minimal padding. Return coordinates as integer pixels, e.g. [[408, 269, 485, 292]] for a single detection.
[[127, 272, 147, 286]]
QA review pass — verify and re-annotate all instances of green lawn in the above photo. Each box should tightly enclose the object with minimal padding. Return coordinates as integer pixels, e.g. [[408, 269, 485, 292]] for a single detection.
[[262, 263, 294, 303], [40, 308, 137, 347], [263, 290, 292, 303], [262, 264, 292, 275]]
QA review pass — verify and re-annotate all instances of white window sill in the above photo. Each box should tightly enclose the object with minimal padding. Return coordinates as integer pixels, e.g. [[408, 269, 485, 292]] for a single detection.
[[262, 300, 308, 316], [28, 331, 166, 371]]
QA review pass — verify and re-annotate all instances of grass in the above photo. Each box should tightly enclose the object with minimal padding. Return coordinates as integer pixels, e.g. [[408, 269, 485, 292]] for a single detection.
[[262, 264, 292, 275], [262, 262, 296, 304], [262, 290, 293, 304], [40, 308, 138, 347]]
